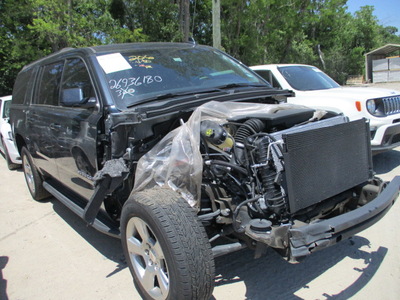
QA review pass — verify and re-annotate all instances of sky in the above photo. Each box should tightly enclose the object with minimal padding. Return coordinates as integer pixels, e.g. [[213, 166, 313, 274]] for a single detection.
[[346, 0, 400, 32]]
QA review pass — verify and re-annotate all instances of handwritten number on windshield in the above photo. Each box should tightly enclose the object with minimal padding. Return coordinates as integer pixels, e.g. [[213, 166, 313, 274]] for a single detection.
[[109, 76, 163, 98]]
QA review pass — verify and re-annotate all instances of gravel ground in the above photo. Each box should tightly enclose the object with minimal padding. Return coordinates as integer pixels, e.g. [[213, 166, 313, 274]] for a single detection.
[[1, 82, 400, 300], [350, 81, 400, 90]]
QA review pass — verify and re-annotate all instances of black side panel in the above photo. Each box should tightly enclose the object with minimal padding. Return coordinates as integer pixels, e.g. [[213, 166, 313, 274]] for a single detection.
[[282, 119, 372, 213]]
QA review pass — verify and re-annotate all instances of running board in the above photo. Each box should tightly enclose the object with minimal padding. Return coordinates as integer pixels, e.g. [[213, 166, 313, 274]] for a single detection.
[[43, 181, 120, 238]]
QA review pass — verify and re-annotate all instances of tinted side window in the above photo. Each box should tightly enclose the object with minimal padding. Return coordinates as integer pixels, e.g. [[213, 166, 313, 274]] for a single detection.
[[36, 62, 64, 105], [277, 66, 339, 91], [61, 58, 95, 102], [255, 70, 282, 89]]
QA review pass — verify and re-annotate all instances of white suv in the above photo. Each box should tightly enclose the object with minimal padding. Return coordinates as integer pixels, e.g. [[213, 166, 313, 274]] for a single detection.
[[251, 64, 400, 152], [0, 95, 21, 169]]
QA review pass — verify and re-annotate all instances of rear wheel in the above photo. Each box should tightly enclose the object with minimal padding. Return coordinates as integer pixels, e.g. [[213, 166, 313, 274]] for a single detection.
[[121, 187, 215, 300], [21, 147, 50, 201]]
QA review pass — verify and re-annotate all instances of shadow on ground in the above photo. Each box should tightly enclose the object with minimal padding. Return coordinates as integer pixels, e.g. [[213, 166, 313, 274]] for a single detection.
[[0, 256, 9, 300], [50, 200, 127, 277], [31, 147, 399, 299], [373, 148, 400, 175], [209, 148, 398, 299], [212, 237, 387, 300]]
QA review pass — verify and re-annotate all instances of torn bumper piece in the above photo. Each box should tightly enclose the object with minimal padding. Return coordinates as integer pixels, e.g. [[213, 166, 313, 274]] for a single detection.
[[289, 176, 400, 258], [84, 158, 129, 225]]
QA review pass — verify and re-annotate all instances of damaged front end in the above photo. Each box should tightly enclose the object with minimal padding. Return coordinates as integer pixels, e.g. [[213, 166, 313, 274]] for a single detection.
[[131, 101, 399, 261]]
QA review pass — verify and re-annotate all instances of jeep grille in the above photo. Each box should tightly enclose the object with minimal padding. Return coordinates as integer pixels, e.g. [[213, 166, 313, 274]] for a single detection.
[[383, 96, 400, 115]]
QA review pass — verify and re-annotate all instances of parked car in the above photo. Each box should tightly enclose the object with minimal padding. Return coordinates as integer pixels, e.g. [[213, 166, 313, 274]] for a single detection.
[[250, 64, 400, 153], [10, 43, 400, 300], [0, 95, 21, 169]]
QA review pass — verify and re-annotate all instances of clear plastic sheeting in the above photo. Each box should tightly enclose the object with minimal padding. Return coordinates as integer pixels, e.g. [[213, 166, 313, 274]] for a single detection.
[[133, 101, 315, 208]]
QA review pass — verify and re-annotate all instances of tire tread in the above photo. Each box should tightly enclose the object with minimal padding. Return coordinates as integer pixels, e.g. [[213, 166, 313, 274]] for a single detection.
[[122, 187, 215, 300]]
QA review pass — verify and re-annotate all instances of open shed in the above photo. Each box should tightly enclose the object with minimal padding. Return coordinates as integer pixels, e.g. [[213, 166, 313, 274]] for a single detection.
[[365, 44, 400, 83]]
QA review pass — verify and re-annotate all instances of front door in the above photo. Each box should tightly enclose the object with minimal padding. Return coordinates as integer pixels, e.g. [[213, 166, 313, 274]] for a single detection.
[[54, 57, 102, 200]]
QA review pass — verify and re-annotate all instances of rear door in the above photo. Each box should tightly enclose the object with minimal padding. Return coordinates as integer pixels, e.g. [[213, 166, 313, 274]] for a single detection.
[[28, 61, 64, 178]]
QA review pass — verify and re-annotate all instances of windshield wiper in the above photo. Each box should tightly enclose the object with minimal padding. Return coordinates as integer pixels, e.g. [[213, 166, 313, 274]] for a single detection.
[[126, 88, 224, 108], [215, 83, 269, 89], [126, 84, 271, 108]]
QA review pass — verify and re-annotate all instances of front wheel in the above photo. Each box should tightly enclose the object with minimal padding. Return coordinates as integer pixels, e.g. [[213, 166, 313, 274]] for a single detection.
[[21, 147, 50, 201], [121, 187, 215, 300]]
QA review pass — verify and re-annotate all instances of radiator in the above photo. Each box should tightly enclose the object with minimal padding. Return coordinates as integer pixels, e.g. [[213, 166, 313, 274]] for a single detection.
[[281, 118, 372, 213]]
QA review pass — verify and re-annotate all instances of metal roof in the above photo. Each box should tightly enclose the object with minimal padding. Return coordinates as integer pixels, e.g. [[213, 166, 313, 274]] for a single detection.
[[364, 44, 400, 82], [365, 44, 400, 56]]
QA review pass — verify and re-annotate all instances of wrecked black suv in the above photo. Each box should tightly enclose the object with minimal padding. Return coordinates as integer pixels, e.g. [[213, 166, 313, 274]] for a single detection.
[[10, 43, 400, 300]]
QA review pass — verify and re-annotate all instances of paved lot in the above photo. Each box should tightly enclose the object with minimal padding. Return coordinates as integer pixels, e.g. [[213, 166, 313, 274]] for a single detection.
[[1, 82, 400, 300]]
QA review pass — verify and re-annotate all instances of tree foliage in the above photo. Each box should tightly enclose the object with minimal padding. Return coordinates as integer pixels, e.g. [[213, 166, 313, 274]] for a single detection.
[[1, 0, 399, 94], [219, 0, 399, 83]]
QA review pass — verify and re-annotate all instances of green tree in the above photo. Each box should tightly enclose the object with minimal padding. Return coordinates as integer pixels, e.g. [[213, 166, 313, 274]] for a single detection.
[[109, 0, 191, 42], [351, 5, 380, 51], [0, 0, 146, 94], [190, 0, 213, 45], [0, 0, 43, 94], [28, 0, 143, 51], [377, 26, 400, 45], [218, 1, 399, 83], [1, 0, 400, 95], [220, 0, 317, 65]]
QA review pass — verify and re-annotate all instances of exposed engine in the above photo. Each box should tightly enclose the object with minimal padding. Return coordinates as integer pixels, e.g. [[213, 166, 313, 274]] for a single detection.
[[200, 117, 286, 222], [131, 101, 378, 259], [198, 108, 373, 252]]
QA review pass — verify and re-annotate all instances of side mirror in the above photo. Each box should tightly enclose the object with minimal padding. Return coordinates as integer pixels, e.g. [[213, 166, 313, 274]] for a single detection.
[[61, 88, 96, 108]]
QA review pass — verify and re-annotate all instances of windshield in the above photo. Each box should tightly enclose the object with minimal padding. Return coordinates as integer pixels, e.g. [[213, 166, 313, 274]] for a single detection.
[[96, 46, 269, 109], [278, 66, 340, 91]]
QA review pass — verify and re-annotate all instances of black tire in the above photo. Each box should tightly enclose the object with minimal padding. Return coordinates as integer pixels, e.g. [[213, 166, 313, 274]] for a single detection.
[[21, 147, 50, 201], [121, 187, 215, 300], [1, 138, 19, 170]]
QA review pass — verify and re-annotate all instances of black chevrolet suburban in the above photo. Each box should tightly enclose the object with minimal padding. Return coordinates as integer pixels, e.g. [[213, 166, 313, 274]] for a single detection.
[[10, 43, 400, 300]]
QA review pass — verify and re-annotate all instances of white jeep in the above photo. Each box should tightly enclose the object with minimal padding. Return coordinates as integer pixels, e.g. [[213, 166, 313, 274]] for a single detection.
[[251, 64, 400, 152]]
